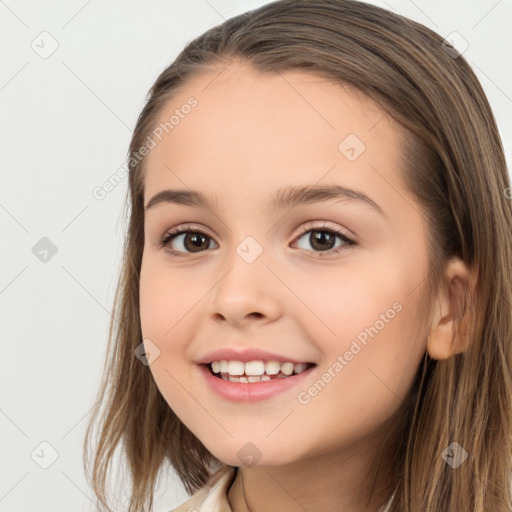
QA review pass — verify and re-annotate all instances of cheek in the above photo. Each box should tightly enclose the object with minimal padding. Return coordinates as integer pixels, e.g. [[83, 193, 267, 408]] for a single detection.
[[139, 255, 197, 341], [291, 247, 427, 394], [290, 254, 408, 337], [139, 255, 201, 414], [138, 255, 200, 402], [278, 271, 426, 457]]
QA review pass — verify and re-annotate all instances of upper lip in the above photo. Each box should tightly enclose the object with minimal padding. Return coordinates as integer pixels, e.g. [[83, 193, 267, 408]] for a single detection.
[[196, 348, 317, 365]]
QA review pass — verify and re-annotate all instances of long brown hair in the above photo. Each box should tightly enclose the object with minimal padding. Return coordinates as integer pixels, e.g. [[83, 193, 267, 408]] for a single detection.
[[83, 1, 512, 510]]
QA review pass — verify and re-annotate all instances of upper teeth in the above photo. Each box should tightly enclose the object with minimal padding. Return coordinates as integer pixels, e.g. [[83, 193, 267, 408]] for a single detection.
[[211, 360, 309, 376]]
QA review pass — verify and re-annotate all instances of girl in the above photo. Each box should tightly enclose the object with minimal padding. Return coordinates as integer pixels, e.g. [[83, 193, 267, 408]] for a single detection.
[[83, 1, 512, 511]]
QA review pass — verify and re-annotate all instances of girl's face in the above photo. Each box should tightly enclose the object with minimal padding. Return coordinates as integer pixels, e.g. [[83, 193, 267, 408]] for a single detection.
[[139, 62, 431, 468]]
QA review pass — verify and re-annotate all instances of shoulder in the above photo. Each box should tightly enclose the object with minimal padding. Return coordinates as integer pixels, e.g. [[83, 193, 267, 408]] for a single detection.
[[168, 465, 237, 512]]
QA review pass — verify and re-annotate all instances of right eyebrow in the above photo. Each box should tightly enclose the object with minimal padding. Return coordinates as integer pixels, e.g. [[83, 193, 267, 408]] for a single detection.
[[145, 189, 217, 211]]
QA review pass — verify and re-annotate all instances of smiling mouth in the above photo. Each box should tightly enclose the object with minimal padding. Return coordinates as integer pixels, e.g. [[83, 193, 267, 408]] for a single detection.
[[203, 362, 317, 383]]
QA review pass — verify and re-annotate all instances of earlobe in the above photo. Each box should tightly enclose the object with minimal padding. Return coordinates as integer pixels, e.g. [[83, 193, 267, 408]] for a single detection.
[[426, 258, 477, 361], [427, 295, 455, 361]]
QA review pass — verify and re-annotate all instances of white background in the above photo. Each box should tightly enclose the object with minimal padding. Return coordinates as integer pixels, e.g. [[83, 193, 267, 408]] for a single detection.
[[1, 0, 511, 510]]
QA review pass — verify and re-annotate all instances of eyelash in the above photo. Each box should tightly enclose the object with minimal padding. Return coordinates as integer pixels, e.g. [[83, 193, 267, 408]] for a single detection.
[[158, 222, 357, 258]]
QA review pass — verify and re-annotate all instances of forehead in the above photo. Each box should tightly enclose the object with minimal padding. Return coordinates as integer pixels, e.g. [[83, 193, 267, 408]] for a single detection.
[[142, 61, 406, 205]]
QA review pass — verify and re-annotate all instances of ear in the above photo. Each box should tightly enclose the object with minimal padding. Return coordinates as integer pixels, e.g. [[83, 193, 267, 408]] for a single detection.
[[427, 257, 478, 360]]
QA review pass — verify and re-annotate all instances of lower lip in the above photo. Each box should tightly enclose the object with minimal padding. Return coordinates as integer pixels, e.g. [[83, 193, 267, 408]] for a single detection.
[[198, 364, 317, 402]]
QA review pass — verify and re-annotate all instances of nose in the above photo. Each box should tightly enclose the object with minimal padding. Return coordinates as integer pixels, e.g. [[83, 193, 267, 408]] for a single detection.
[[207, 250, 283, 327]]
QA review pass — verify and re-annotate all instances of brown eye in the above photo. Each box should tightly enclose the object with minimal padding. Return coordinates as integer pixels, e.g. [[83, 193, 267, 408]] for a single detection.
[[306, 230, 337, 251], [159, 229, 219, 255], [293, 225, 356, 255]]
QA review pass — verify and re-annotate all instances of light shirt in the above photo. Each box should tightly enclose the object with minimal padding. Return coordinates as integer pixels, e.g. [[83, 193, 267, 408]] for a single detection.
[[169, 465, 396, 512]]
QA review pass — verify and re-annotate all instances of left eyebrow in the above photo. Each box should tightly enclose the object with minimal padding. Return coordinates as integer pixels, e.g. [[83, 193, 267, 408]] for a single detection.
[[271, 184, 386, 218], [144, 184, 387, 218]]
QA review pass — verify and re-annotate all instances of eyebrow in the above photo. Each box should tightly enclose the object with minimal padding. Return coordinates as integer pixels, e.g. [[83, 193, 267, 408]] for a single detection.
[[144, 184, 386, 217]]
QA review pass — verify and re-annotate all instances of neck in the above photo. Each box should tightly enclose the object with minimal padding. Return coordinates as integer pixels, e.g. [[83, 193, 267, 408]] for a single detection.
[[227, 431, 397, 512]]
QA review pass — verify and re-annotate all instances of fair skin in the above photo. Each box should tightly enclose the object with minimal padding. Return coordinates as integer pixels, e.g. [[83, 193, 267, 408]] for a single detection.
[[139, 61, 474, 512]]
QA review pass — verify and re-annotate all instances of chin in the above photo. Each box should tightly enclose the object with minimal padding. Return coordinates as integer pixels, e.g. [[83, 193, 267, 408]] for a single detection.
[[206, 439, 304, 469]]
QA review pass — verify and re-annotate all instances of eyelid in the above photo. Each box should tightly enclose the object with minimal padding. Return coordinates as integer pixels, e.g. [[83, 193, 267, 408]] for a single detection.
[[159, 220, 357, 258], [161, 223, 212, 239], [162, 222, 214, 239], [291, 221, 357, 254], [294, 220, 355, 240], [160, 221, 353, 244]]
